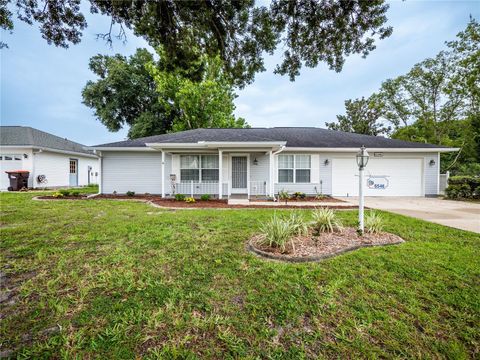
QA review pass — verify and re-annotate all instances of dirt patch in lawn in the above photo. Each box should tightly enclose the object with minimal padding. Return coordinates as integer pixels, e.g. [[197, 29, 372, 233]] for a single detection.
[[249, 228, 404, 262], [36, 195, 89, 200], [34, 194, 355, 209]]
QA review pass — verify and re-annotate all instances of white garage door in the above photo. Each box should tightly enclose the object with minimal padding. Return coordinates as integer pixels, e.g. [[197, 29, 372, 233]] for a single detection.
[[332, 157, 423, 197], [0, 154, 23, 190]]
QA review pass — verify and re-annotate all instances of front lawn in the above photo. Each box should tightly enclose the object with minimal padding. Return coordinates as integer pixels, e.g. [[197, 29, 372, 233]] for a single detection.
[[1, 192, 479, 358]]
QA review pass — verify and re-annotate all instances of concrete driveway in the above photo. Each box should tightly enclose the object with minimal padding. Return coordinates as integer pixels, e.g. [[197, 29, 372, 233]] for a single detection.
[[340, 197, 480, 233]]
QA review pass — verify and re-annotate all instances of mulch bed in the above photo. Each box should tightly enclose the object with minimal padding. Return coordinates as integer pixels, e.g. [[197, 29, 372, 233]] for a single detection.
[[251, 196, 344, 203], [34, 194, 356, 209], [249, 228, 404, 262]]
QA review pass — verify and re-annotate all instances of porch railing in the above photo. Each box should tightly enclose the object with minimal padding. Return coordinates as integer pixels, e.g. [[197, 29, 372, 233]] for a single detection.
[[250, 181, 267, 196], [174, 181, 228, 197]]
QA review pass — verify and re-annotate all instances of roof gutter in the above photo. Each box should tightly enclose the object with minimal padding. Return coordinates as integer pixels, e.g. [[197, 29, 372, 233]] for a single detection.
[[273, 145, 286, 155], [282, 147, 459, 153], [1, 145, 98, 158]]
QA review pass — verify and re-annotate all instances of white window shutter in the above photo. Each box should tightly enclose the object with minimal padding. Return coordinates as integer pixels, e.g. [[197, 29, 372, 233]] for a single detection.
[[172, 154, 180, 180], [311, 154, 320, 183]]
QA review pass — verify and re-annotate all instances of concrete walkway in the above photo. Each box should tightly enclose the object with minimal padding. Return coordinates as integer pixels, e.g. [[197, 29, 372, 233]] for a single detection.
[[340, 197, 480, 233]]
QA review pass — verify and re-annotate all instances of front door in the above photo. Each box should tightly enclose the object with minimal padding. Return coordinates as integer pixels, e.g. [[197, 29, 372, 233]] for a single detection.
[[69, 159, 78, 187], [231, 156, 248, 193]]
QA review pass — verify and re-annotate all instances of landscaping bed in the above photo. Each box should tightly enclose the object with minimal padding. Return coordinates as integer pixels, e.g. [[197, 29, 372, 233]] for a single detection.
[[36, 194, 354, 209], [249, 227, 404, 262]]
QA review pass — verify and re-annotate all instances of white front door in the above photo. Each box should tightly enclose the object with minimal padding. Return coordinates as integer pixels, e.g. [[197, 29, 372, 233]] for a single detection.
[[69, 159, 78, 187], [331, 157, 424, 197], [231, 156, 248, 194]]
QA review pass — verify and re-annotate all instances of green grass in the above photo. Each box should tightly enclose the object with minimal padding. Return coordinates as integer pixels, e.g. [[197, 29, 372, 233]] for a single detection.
[[0, 192, 479, 358]]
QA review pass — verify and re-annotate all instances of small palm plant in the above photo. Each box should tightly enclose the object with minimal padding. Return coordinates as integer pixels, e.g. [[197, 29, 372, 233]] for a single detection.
[[364, 211, 384, 234], [259, 213, 296, 253], [278, 190, 290, 204], [288, 212, 309, 237], [311, 207, 343, 233]]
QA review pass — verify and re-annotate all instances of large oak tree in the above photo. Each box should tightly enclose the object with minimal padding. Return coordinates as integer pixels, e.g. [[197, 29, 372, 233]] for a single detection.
[[1, 0, 392, 86]]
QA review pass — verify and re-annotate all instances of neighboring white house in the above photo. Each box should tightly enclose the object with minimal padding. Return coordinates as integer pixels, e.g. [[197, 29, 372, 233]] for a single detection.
[[0, 126, 99, 190], [89, 127, 457, 198]]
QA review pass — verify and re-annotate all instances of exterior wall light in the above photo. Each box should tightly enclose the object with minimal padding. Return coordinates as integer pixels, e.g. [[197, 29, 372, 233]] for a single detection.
[[324, 159, 330, 166], [23, 154, 28, 159], [253, 157, 258, 165], [429, 159, 436, 166], [356, 145, 370, 234]]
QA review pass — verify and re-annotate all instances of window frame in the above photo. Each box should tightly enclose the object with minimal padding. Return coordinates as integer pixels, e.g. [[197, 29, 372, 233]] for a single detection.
[[180, 154, 219, 183], [277, 154, 311, 184]]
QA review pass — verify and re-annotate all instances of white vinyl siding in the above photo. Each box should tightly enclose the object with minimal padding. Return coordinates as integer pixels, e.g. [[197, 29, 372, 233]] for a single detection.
[[102, 152, 161, 194], [34, 152, 98, 188], [424, 154, 439, 195]]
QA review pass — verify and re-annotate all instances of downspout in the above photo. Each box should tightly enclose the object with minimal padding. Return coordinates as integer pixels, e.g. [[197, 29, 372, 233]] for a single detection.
[[94, 150, 102, 195], [271, 145, 286, 200]]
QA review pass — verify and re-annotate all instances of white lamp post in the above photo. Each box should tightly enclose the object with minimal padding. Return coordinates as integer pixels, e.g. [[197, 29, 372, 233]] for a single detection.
[[356, 145, 369, 234]]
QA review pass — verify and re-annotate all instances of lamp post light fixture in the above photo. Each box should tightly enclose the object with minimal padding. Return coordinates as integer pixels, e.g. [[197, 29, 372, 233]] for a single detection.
[[356, 145, 370, 234]]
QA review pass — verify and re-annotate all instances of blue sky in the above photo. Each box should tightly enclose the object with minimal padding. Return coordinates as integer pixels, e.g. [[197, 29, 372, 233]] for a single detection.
[[1, 1, 478, 146]]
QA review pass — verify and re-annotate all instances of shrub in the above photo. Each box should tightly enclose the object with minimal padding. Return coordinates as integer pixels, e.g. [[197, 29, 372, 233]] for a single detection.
[[311, 208, 343, 233], [52, 192, 64, 198], [448, 175, 480, 187], [175, 194, 186, 201], [58, 189, 70, 196], [292, 192, 306, 200], [185, 197, 196, 203], [445, 184, 473, 199], [126, 191, 135, 197], [364, 211, 384, 234], [259, 214, 295, 253], [278, 190, 290, 204], [288, 212, 309, 236], [70, 190, 80, 197], [200, 194, 211, 201]]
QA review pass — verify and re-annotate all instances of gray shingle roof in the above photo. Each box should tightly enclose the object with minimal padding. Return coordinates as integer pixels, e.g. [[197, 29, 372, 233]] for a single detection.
[[94, 127, 446, 149], [1, 126, 95, 156]]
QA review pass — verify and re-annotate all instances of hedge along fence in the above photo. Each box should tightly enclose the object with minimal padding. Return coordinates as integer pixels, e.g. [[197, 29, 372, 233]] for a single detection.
[[445, 176, 480, 199]]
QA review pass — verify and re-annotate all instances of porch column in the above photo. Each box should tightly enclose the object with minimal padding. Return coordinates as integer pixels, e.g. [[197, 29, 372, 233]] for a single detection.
[[218, 150, 223, 199], [161, 150, 165, 198], [269, 150, 274, 198]]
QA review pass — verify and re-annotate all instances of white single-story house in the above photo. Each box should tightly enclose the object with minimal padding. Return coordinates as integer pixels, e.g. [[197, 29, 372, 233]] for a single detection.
[[0, 126, 99, 190], [89, 127, 457, 198]]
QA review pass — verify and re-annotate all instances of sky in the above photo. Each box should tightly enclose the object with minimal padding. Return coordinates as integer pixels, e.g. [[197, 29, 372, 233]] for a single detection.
[[1, 1, 479, 146]]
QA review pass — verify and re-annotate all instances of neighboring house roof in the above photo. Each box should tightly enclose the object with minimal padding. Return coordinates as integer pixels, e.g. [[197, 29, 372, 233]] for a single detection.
[[0, 126, 96, 156], [93, 127, 450, 149]]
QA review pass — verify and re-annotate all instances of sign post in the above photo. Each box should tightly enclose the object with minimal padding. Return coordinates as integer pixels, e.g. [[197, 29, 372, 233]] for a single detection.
[[356, 146, 369, 234]]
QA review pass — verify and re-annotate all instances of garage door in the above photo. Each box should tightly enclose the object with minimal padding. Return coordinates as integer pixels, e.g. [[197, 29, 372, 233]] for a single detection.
[[332, 157, 423, 197], [0, 154, 23, 190]]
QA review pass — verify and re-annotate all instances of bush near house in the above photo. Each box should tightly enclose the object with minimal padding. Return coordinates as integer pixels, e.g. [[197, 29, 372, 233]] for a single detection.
[[174, 194, 186, 201], [126, 191, 135, 197], [200, 194, 211, 201], [445, 176, 480, 199], [58, 189, 71, 196]]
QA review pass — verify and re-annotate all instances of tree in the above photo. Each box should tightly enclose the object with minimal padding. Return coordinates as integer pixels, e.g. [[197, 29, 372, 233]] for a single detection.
[[332, 19, 479, 174], [326, 96, 391, 136], [1, 0, 392, 87], [82, 49, 174, 139], [82, 48, 246, 138], [147, 51, 247, 132], [379, 19, 480, 174]]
